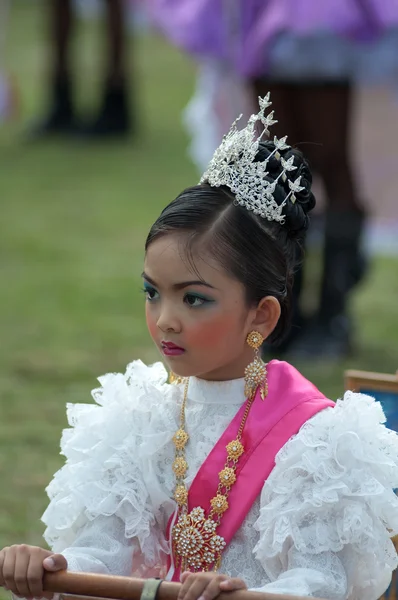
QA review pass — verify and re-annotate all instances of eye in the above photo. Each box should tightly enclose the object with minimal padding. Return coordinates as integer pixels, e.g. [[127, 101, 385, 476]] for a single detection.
[[143, 285, 159, 301], [184, 293, 211, 308]]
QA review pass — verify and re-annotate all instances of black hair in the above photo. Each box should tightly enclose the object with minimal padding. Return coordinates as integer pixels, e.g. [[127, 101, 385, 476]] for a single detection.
[[145, 140, 315, 345]]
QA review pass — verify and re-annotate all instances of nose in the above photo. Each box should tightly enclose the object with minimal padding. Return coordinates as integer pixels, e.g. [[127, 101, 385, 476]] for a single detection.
[[156, 302, 182, 333]]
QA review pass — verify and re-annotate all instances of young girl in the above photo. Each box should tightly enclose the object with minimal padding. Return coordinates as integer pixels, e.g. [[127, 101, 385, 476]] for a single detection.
[[1, 96, 398, 600]]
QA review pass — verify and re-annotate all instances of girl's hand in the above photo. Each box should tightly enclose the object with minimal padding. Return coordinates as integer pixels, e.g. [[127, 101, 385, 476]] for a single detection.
[[178, 571, 247, 600], [0, 544, 68, 599]]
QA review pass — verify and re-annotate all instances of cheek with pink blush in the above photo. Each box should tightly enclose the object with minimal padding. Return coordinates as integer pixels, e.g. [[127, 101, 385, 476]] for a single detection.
[[183, 313, 241, 349], [145, 306, 158, 342]]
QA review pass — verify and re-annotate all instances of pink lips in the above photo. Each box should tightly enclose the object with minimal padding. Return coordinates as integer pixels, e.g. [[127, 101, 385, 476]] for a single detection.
[[161, 341, 185, 356]]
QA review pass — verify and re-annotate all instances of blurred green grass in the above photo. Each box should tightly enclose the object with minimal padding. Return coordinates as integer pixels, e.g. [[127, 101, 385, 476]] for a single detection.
[[1, 2, 398, 591]]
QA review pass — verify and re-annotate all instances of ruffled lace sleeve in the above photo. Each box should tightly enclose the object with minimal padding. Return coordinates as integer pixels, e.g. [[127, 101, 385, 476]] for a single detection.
[[41, 360, 179, 575], [252, 391, 398, 600]]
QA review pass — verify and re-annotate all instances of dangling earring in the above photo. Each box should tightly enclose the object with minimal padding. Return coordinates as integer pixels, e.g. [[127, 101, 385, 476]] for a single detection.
[[244, 331, 268, 401]]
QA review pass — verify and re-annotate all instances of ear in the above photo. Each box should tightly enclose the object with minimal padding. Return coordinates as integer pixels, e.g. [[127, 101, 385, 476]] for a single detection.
[[249, 296, 281, 340]]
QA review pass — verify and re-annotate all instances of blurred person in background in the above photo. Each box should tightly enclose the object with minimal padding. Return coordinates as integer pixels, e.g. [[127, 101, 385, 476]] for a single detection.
[[31, 0, 135, 138], [148, 0, 398, 360]]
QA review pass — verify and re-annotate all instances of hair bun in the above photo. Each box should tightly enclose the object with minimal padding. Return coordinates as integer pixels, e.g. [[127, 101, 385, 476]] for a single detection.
[[256, 141, 316, 237]]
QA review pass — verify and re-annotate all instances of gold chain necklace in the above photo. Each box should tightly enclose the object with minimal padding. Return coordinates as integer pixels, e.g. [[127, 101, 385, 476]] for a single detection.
[[171, 377, 257, 573]]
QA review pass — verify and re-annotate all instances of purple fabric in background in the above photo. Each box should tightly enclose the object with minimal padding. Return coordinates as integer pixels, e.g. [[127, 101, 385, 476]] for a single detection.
[[147, 0, 228, 60], [148, 0, 398, 76]]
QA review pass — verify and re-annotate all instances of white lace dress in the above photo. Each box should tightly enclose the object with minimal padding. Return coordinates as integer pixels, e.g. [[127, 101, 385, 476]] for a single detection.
[[42, 361, 398, 600]]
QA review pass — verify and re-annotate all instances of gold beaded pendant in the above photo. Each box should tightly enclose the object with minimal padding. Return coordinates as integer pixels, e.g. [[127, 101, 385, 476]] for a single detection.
[[170, 375, 262, 573], [172, 508, 226, 572]]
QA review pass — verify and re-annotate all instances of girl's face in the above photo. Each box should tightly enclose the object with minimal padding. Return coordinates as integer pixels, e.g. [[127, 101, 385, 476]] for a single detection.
[[143, 233, 280, 381]]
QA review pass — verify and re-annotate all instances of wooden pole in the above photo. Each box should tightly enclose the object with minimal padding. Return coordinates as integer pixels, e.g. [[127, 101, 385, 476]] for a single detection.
[[43, 571, 325, 600]]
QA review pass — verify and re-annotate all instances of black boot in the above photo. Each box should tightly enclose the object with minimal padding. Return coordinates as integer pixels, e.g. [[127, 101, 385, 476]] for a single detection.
[[79, 81, 132, 138], [28, 75, 77, 138], [289, 209, 368, 360]]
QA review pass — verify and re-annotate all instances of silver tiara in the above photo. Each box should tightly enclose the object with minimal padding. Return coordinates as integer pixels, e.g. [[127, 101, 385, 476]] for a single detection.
[[200, 94, 305, 224]]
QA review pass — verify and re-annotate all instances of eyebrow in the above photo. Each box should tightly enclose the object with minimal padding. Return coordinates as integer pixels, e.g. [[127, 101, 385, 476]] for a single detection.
[[141, 272, 216, 291]]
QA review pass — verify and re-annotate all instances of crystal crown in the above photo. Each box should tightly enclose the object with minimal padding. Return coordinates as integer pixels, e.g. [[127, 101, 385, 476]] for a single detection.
[[200, 94, 304, 224]]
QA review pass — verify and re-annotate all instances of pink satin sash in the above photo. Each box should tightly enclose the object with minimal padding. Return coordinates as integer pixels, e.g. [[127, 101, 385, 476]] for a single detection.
[[166, 360, 335, 580]]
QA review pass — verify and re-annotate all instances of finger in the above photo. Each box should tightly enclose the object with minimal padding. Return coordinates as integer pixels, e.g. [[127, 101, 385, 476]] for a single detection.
[[27, 551, 46, 598], [178, 573, 191, 600], [43, 554, 67, 572], [2, 547, 17, 595], [219, 578, 247, 591], [184, 578, 209, 600], [199, 576, 228, 600], [13, 545, 32, 598], [0, 548, 7, 587], [178, 573, 206, 600], [178, 573, 197, 600]]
